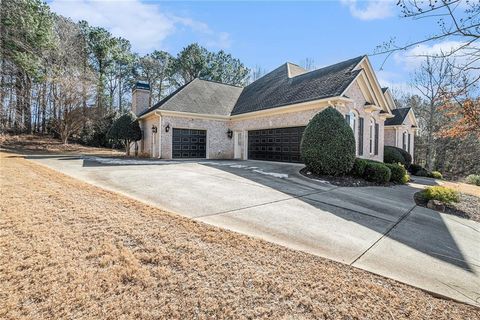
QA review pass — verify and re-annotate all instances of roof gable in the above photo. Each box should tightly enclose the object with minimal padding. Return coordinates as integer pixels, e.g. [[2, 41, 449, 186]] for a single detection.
[[385, 107, 412, 126], [231, 56, 364, 115]]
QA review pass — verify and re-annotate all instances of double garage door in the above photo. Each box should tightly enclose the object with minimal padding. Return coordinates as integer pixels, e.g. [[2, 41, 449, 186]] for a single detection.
[[172, 128, 206, 159], [248, 126, 305, 163]]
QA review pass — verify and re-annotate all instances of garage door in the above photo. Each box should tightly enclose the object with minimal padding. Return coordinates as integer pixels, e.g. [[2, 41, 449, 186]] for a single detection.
[[172, 128, 206, 158], [248, 126, 305, 163]]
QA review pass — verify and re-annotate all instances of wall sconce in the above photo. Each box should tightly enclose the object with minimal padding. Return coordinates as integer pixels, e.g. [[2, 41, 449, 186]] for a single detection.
[[151, 125, 157, 133], [227, 129, 233, 139], [165, 124, 170, 132]]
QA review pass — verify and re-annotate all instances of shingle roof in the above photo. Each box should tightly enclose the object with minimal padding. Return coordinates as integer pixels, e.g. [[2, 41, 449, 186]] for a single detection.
[[140, 55, 366, 117], [139, 79, 243, 117], [385, 107, 411, 126], [230, 56, 364, 115]]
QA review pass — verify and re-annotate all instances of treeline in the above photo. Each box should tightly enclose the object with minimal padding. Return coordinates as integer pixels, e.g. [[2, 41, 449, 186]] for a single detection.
[[0, 0, 249, 144]]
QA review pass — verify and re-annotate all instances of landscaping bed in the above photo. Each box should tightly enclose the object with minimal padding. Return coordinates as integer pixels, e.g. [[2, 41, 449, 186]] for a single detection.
[[300, 167, 394, 187], [1, 151, 479, 319], [415, 190, 480, 223]]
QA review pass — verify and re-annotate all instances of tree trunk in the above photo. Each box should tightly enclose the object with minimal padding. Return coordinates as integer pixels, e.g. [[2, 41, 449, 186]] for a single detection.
[[14, 71, 23, 132], [125, 139, 130, 156], [41, 82, 47, 133], [24, 75, 32, 133], [425, 102, 435, 170]]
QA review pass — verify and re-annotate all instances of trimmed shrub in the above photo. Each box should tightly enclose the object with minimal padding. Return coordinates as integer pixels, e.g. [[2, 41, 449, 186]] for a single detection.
[[421, 186, 460, 204], [385, 163, 408, 184], [351, 158, 368, 177], [430, 171, 443, 179], [301, 107, 356, 176], [416, 168, 431, 177], [107, 112, 142, 156], [384, 146, 412, 168], [409, 163, 423, 175], [466, 174, 480, 186], [384, 146, 406, 166], [364, 162, 391, 183]]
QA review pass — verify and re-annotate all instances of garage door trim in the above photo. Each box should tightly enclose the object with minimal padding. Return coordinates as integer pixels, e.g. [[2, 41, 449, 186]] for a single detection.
[[172, 127, 208, 159]]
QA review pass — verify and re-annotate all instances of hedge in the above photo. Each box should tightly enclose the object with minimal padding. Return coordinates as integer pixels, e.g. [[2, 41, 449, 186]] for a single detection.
[[384, 146, 407, 166], [364, 162, 391, 183], [385, 163, 409, 184], [422, 186, 459, 204], [351, 158, 368, 177], [301, 107, 356, 176]]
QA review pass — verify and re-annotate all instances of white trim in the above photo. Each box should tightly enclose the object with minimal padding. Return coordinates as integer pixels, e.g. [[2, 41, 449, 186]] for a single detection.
[[158, 115, 162, 158]]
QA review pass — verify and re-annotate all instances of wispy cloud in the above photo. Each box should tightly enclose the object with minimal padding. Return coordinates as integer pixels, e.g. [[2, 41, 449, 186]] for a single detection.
[[340, 0, 394, 20], [393, 40, 480, 71], [49, 0, 231, 54]]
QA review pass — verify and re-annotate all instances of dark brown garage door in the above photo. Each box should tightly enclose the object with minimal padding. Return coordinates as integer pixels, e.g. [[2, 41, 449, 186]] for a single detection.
[[172, 128, 206, 158], [248, 126, 305, 163]]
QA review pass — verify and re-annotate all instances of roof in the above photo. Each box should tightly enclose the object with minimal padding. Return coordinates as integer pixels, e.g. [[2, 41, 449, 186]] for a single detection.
[[139, 79, 243, 117], [384, 107, 411, 126], [230, 56, 364, 115], [381, 87, 388, 94], [140, 55, 366, 117]]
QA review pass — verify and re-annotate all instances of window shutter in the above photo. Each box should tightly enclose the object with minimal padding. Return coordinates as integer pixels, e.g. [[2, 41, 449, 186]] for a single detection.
[[403, 133, 406, 150], [358, 117, 364, 156], [345, 114, 350, 125], [408, 133, 411, 153], [374, 123, 379, 155]]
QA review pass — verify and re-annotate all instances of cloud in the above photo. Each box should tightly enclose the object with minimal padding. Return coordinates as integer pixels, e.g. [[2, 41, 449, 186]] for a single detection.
[[340, 0, 394, 20], [393, 40, 480, 71], [376, 70, 415, 94], [49, 0, 231, 54]]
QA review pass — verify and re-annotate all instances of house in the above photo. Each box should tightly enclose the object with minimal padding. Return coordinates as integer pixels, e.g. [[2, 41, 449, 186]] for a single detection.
[[382, 87, 418, 160], [133, 55, 403, 163]]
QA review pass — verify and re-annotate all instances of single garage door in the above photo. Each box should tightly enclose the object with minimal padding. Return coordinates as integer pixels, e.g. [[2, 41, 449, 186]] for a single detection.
[[172, 128, 206, 158], [248, 126, 305, 163]]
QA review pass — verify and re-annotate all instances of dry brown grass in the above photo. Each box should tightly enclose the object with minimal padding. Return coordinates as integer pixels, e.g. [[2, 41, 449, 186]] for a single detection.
[[1, 152, 479, 319], [0, 134, 121, 155]]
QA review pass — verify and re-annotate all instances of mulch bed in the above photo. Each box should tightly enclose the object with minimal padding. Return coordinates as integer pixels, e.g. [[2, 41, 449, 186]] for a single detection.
[[414, 191, 480, 223], [299, 167, 395, 187]]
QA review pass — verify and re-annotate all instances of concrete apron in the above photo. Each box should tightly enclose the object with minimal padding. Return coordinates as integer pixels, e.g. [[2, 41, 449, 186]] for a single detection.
[[29, 155, 480, 307]]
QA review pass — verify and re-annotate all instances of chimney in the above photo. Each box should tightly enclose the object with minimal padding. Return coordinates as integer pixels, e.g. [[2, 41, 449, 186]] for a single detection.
[[132, 81, 151, 116]]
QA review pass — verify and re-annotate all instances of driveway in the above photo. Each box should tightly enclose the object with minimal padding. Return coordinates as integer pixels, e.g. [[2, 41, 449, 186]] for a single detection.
[[29, 155, 480, 306]]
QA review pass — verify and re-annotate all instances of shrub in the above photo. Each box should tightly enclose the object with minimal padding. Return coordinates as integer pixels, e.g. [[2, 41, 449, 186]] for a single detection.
[[107, 112, 142, 156], [351, 158, 368, 177], [421, 186, 460, 204], [364, 162, 391, 183], [465, 174, 480, 186], [415, 168, 431, 177], [385, 163, 408, 184], [409, 163, 423, 175], [301, 107, 356, 176], [384, 146, 406, 166], [396, 147, 412, 168], [430, 171, 443, 179]]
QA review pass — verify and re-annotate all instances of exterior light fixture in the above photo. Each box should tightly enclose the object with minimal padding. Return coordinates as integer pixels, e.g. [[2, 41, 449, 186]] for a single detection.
[[227, 129, 233, 139], [151, 125, 157, 133], [165, 124, 170, 132]]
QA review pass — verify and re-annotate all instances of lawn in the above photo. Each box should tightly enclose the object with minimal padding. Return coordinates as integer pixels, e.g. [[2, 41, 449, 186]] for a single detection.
[[1, 150, 479, 319]]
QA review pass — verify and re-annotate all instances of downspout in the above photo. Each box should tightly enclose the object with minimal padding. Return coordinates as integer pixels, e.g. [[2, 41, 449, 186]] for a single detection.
[[155, 111, 162, 158]]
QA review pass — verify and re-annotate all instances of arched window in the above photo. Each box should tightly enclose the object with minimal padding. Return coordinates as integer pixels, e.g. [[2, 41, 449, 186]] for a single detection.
[[369, 119, 375, 154], [348, 111, 356, 133]]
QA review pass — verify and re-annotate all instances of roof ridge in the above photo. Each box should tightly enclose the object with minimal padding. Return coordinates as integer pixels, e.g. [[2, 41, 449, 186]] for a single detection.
[[196, 78, 244, 88]]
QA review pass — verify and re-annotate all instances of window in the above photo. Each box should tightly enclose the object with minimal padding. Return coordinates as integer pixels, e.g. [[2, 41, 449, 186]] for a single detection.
[[358, 117, 364, 156], [402, 131, 407, 151], [374, 123, 379, 155], [369, 119, 374, 154], [348, 111, 356, 133]]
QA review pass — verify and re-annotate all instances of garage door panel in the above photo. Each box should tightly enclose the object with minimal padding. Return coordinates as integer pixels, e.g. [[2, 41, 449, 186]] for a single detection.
[[172, 128, 206, 159], [248, 126, 305, 163]]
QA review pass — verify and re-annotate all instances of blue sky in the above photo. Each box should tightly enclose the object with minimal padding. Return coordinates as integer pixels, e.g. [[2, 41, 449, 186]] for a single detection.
[[48, 0, 457, 92]]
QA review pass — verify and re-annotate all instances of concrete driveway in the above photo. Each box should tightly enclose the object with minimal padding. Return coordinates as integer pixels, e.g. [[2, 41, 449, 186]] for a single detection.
[[29, 155, 480, 306]]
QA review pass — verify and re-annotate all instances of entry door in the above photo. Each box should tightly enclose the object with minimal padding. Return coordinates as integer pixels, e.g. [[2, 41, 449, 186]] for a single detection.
[[248, 126, 305, 163], [172, 128, 206, 158], [234, 131, 243, 159]]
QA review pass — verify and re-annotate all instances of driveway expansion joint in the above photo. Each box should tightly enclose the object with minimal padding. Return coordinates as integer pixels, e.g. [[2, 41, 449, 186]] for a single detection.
[[349, 204, 417, 266]]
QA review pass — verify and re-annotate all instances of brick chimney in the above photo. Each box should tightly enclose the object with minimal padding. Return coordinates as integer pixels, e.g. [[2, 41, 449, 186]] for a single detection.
[[132, 82, 151, 116]]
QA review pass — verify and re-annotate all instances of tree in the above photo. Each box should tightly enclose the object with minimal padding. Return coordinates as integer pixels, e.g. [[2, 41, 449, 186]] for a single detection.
[[300, 107, 356, 176], [411, 57, 453, 170], [137, 50, 174, 104], [299, 58, 316, 71], [207, 50, 249, 86], [172, 43, 209, 86], [439, 98, 480, 138], [249, 65, 266, 83], [107, 112, 142, 156]]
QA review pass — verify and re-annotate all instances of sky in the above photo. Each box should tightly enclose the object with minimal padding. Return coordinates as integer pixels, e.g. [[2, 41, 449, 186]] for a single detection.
[[47, 0, 464, 92]]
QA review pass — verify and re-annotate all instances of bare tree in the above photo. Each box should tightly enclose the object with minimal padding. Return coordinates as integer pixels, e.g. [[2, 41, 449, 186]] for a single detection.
[[376, 0, 479, 85], [299, 58, 316, 71], [249, 65, 266, 83], [411, 57, 453, 170]]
